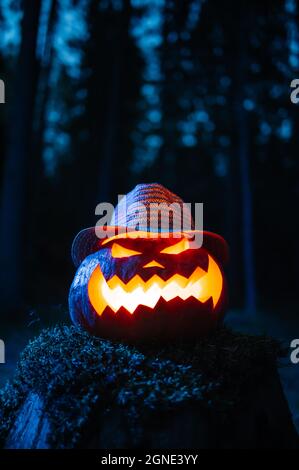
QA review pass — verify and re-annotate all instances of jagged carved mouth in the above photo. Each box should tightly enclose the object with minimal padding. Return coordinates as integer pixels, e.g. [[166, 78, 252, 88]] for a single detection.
[[88, 254, 223, 316]]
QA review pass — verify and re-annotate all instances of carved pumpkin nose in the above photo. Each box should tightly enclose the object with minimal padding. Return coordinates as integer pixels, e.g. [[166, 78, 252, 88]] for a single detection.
[[143, 260, 165, 269]]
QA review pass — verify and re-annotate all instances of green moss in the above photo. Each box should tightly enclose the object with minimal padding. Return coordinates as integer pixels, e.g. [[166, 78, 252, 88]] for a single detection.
[[0, 325, 282, 448]]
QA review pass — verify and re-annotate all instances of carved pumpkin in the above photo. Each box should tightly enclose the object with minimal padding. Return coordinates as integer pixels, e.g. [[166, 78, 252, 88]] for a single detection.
[[69, 184, 229, 341]]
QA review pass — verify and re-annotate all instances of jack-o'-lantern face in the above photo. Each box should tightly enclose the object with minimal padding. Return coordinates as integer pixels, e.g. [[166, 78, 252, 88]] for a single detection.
[[88, 236, 223, 316], [69, 232, 228, 341], [69, 183, 229, 341], [69, 232, 226, 341]]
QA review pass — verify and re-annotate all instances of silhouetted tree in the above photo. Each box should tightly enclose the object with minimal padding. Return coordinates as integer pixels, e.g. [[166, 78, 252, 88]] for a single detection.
[[0, 0, 41, 313]]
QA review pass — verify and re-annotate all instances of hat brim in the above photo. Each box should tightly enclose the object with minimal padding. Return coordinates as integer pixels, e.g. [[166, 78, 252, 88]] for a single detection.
[[71, 226, 229, 268]]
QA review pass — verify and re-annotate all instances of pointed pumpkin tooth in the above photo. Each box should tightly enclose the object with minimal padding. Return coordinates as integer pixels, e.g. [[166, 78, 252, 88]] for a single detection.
[[144, 274, 165, 291], [125, 287, 144, 313], [140, 284, 161, 309], [104, 281, 129, 313], [107, 275, 123, 290], [125, 275, 144, 292], [188, 267, 206, 285]]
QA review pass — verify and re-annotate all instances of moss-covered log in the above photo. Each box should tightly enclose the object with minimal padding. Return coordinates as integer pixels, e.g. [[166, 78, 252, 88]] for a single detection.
[[0, 325, 298, 449]]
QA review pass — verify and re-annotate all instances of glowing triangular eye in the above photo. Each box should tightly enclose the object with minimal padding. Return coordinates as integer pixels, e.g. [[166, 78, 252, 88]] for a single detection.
[[111, 243, 142, 258], [160, 239, 190, 255]]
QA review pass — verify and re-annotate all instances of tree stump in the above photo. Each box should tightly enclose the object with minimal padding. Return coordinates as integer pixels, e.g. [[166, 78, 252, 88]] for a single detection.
[[0, 325, 298, 449]]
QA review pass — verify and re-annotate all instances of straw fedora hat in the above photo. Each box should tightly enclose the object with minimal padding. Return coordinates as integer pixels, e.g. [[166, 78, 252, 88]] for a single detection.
[[71, 183, 228, 267]]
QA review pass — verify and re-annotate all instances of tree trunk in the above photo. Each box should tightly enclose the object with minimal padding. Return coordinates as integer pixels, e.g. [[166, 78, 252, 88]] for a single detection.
[[237, 14, 256, 313], [0, 0, 41, 313], [83, 2, 131, 208], [230, 2, 256, 312]]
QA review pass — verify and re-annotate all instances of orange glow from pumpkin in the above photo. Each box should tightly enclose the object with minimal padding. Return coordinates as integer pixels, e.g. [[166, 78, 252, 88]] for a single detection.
[[143, 260, 165, 268], [111, 243, 142, 258], [160, 238, 190, 254], [88, 254, 223, 315]]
